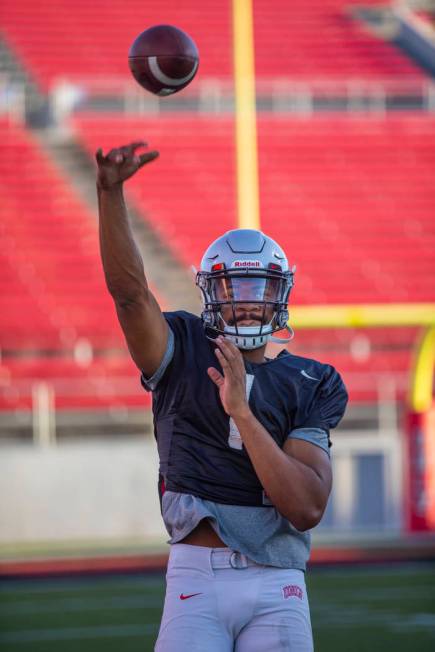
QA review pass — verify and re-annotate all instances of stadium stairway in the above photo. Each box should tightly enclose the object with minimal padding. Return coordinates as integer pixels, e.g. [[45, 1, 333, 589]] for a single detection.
[[73, 114, 237, 270], [0, 34, 50, 127], [37, 129, 200, 315]]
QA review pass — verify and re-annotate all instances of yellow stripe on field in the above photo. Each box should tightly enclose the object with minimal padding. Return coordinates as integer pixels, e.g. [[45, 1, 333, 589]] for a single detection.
[[233, 0, 260, 230]]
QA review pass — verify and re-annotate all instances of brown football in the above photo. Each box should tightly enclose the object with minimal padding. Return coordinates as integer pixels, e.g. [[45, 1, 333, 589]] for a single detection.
[[128, 24, 199, 96]]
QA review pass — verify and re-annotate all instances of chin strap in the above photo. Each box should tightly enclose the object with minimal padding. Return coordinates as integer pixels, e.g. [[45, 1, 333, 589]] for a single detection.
[[269, 324, 294, 344]]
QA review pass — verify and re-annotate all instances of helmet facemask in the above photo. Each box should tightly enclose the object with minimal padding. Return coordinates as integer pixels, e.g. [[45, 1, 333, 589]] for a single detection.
[[197, 267, 294, 350]]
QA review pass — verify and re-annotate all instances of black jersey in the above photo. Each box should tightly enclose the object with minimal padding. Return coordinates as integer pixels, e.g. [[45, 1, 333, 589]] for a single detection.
[[141, 311, 348, 507]]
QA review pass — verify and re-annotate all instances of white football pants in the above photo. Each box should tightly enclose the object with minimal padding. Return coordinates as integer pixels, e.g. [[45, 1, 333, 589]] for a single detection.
[[155, 544, 313, 651]]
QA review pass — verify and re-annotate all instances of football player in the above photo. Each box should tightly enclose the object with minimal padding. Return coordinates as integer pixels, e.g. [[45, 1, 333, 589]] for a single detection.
[[96, 142, 348, 652]]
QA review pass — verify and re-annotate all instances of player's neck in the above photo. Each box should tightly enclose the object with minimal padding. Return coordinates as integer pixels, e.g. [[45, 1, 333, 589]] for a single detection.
[[241, 345, 267, 365]]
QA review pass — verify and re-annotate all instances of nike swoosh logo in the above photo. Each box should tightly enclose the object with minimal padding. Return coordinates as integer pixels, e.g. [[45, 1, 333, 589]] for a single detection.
[[300, 370, 320, 381], [179, 593, 203, 600]]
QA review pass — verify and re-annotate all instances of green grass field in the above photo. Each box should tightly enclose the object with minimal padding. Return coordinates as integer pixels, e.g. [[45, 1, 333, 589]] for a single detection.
[[1, 563, 434, 651]]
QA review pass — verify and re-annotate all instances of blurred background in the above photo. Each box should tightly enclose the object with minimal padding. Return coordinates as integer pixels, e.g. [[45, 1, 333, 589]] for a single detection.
[[0, 0, 434, 650]]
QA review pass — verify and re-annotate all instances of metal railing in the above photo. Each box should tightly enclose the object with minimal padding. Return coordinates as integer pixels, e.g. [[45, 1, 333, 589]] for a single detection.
[[2, 75, 435, 125], [0, 371, 403, 445]]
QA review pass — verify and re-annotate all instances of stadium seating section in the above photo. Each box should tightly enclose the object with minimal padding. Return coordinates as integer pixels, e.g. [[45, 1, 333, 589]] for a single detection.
[[73, 112, 434, 403], [74, 114, 435, 305], [253, 0, 424, 80], [0, 119, 151, 411], [1, 1, 232, 91], [1, 0, 423, 93], [0, 120, 123, 350], [257, 115, 435, 306], [1, 1, 433, 413]]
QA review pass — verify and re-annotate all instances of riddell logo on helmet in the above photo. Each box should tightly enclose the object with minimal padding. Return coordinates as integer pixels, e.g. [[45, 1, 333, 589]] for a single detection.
[[232, 260, 263, 268]]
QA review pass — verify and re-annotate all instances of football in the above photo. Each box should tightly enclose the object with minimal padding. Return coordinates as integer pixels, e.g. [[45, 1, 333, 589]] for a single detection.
[[128, 24, 199, 96]]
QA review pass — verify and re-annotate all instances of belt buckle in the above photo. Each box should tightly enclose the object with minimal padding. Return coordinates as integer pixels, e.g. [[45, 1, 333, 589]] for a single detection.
[[230, 551, 248, 569]]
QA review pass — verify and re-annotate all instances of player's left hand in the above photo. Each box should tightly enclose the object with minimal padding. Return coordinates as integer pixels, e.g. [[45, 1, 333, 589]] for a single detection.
[[208, 337, 251, 419]]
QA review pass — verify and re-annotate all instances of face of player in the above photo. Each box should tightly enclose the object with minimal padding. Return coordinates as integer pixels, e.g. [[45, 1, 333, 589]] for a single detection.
[[219, 304, 273, 329], [214, 277, 278, 327]]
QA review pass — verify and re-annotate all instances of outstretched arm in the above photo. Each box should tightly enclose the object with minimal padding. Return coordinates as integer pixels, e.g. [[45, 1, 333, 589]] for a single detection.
[[96, 142, 168, 377], [208, 337, 332, 531]]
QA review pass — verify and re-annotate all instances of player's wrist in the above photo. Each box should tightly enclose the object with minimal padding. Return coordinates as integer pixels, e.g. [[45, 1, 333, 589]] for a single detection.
[[97, 179, 124, 193], [230, 403, 253, 423]]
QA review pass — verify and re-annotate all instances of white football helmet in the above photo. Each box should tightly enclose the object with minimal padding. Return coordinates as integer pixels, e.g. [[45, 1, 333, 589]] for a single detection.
[[196, 229, 295, 350]]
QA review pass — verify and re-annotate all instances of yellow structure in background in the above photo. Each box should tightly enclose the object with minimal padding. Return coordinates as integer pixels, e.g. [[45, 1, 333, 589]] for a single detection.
[[233, 0, 260, 230], [291, 303, 435, 329], [291, 303, 435, 413], [410, 326, 435, 413]]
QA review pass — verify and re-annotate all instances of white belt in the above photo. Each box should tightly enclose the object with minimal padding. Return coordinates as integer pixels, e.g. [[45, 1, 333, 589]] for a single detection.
[[211, 549, 259, 570]]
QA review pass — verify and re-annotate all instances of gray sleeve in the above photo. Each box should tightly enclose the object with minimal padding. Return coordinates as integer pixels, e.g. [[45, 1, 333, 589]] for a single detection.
[[287, 427, 330, 456], [140, 326, 175, 391]]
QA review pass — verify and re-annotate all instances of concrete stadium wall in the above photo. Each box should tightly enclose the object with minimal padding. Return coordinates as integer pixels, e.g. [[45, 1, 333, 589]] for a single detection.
[[0, 439, 167, 546], [0, 428, 404, 549]]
